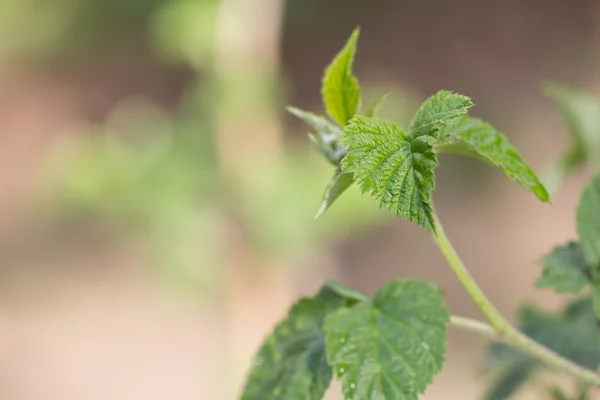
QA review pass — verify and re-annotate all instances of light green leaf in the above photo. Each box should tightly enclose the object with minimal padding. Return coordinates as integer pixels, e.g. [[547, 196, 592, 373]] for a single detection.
[[324, 280, 450, 400], [435, 116, 550, 203], [315, 168, 354, 220], [287, 107, 342, 140], [287, 106, 345, 165], [340, 116, 439, 231], [409, 91, 473, 138], [577, 174, 600, 279], [544, 84, 600, 171], [366, 91, 390, 118], [536, 242, 592, 293], [321, 28, 361, 126], [241, 285, 355, 400]]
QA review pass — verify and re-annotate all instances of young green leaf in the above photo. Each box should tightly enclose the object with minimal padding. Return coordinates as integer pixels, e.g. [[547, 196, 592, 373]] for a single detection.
[[577, 173, 600, 280], [287, 107, 342, 140], [323, 280, 450, 400], [241, 284, 360, 400], [322, 28, 361, 126], [435, 116, 550, 203], [536, 242, 592, 293], [365, 91, 390, 118], [315, 169, 354, 220], [287, 107, 345, 166], [409, 91, 473, 138], [341, 116, 439, 231]]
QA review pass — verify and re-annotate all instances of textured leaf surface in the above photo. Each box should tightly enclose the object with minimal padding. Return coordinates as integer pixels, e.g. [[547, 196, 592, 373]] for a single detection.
[[315, 169, 354, 220], [324, 280, 450, 400], [341, 116, 439, 231], [409, 91, 473, 138], [436, 116, 550, 203], [241, 285, 353, 400], [577, 174, 600, 279], [536, 242, 592, 293], [321, 28, 361, 126]]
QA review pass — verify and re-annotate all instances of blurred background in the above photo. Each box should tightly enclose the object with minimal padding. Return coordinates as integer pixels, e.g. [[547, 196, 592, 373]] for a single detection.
[[0, 0, 598, 399]]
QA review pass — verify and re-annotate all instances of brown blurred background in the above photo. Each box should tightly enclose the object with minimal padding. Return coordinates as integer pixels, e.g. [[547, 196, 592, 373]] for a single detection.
[[0, 0, 598, 399]]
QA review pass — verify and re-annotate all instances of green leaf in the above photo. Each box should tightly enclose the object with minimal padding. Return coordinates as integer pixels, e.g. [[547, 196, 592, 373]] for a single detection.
[[408, 91, 473, 139], [577, 173, 600, 279], [323, 280, 370, 304], [484, 297, 600, 398], [536, 242, 592, 293], [341, 116, 438, 231], [315, 169, 354, 220], [593, 284, 600, 319], [435, 116, 550, 203], [323, 280, 450, 400], [366, 91, 390, 118], [287, 107, 342, 140], [287, 107, 345, 166], [544, 84, 600, 172], [321, 28, 362, 126], [241, 284, 358, 400], [483, 363, 535, 400]]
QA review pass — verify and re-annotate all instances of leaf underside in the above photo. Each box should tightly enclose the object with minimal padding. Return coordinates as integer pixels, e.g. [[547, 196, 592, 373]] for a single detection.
[[324, 280, 450, 400], [436, 116, 550, 203], [315, 169, 354, 220]]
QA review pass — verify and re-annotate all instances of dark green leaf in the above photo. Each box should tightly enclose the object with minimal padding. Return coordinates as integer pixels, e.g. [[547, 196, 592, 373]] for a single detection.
[[484, 363, 535, 400], [593, 284, 600, 319], [340, 116, 439, 231], [484, 298, 600, 399], [577, 173, 600, 279], [321, 28, 361, 126], [315, 169, 354, 220], [408, 91, 473, 139], [536, 242, 592, 293], [241, 285, 358, 400], [366, 91, 390, 118], [435, 116, 550, 203], [324, 280, 450, 400]]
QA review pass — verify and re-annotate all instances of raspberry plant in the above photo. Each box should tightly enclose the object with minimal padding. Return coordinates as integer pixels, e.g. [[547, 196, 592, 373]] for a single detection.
[[240, 29, 600, 400]]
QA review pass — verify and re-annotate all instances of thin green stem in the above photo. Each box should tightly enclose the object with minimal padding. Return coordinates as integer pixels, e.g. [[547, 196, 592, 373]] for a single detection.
[[433, 210, 600, 387]]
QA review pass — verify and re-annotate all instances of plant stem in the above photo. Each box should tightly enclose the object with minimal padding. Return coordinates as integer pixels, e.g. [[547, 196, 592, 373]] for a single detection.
[[431, 211, 511, 334], [432, 209, 600, 387], [450, 316, 600, 387]]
